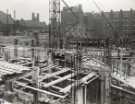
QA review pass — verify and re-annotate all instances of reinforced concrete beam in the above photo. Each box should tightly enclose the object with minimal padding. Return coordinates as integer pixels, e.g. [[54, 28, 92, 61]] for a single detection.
[[41, 72, 78, 88], [111, 84, 135, 96], [60, 72, 98, 93], [39, 67, 71, 82], [14, 81, 66, 98]]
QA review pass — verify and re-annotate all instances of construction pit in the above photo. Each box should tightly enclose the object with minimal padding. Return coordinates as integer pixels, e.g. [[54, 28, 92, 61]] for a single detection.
[[0, 43, 135, 104]]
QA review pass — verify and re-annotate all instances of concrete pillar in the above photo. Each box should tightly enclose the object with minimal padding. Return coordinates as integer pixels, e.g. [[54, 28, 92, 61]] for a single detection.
[[14, 39, 18, 59], [48, 51, 53, 73], [4, 49, 9, 62], [104, 72, 111, 104], [0, 47, 2, 56], [75, 87, 83, 104], [32, 67, 39, 104], [31, 40, 35, 60], [83, 85, 87, 104], [74, 85, 87, 104], [100, 73, 105, 104], [119, 49, 123, 77], [5, 80, 13, 91], [100, 71, 111, 104]]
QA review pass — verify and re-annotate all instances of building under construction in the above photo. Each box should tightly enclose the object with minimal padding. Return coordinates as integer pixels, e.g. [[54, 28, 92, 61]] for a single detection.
[[0, 0, 135, 104]]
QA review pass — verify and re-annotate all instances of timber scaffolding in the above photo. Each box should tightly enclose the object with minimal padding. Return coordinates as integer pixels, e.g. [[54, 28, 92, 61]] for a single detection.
[[0, 42, 135, 104]]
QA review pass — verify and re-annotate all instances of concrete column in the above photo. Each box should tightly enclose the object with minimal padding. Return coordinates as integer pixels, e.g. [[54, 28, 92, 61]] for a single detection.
[[14, 39, 18, 59], [31, 40, 35, 60], [32, 66, 39, 104], [119, 49, 123, 77], [83, 85, 87, 104], [100, 73, 105, 104], [100, 71, 111, 104], [75, 87, 83, 104], [74, 85, 87, 104], [4, 50, 9, 62], [104, 72, 111, 104], [5, 80, 13, 91]]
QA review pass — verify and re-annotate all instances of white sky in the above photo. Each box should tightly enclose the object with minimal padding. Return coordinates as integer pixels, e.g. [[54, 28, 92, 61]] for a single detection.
[[0, 0, 135, 23]]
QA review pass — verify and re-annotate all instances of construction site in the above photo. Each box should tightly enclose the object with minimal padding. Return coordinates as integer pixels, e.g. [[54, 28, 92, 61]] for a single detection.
[[0, 0, 135, 104]]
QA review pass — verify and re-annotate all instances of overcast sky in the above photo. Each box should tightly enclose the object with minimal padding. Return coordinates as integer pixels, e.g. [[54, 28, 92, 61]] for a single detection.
[[0, 0, 135, 23]]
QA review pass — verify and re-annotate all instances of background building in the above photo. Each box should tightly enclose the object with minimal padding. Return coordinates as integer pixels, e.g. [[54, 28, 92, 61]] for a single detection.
[[101, 9, 135, 40], [61, 5, 135, 41], [18, 12, 48, 32], [0, 11, 48, 35], [0, 11, 14, 36]]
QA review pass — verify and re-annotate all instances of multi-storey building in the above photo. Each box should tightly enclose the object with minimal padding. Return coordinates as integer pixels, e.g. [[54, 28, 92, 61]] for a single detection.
[[101, 9, 135, 40], [0, 11, 14, 35], [62, 5, 135, 41]]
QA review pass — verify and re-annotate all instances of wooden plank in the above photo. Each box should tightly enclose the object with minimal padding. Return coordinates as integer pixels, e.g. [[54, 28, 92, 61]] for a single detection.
[[0, 66, 23, 75], [41, 65, 58, 71], [81, 72, 97, 83], [111, 56, 135, 59], [22, 78, 32, 82], [52, 85, 63, 90], [41, 72, 78, 88], [111, 84, 135, 96], [60, 72, 98, 93], [86, 75, 99, 84], [22, 62, 32, 66], [0, 70, 8, 75], [0, 68, 13, 74], [14, 81, 66, 98], [67, 78, 75, 81], [0, 66, 17, 73], [0, 61, 31, 72], [18, 71, 33, 80], [39, 67, 71, 82], [112, 75, 134, 89], [14, 89, 33, 97]]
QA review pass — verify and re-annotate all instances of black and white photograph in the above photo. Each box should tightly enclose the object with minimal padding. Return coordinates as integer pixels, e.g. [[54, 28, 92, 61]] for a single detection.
[[0, 0, 135, 104]]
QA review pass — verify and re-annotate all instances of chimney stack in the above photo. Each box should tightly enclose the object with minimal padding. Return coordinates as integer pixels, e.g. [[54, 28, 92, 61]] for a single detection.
[[32, 12, 35, 21], [32, 12, 40, 22], [37, 13, 39, 22]]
